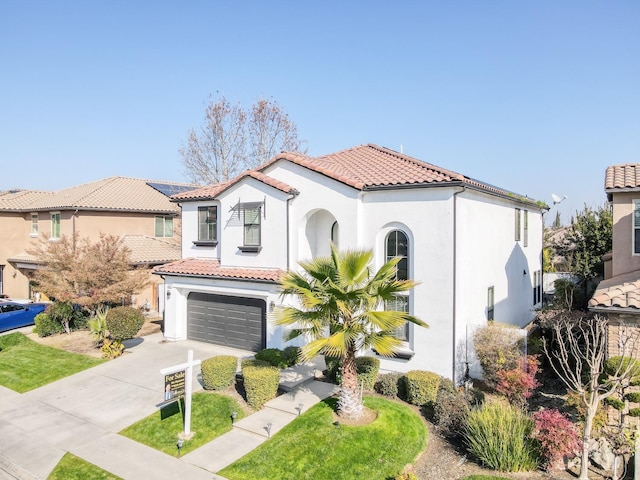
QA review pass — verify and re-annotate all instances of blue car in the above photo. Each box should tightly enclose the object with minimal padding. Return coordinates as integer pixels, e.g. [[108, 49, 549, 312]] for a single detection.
[[0, 302, 48, 333]]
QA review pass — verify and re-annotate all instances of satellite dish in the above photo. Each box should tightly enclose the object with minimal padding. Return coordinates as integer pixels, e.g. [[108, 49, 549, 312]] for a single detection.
[[551, 193, 567, 205]]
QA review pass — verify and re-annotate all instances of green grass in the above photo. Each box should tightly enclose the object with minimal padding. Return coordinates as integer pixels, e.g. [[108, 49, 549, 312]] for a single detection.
[[47, 453, 121, 480], [219, 396, 427, 480], [120, 392, 246, 456], [0, 333, 104, 393]]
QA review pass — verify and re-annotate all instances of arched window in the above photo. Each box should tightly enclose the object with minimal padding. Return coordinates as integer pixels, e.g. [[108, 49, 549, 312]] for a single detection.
[[385, 230, 409, 341]]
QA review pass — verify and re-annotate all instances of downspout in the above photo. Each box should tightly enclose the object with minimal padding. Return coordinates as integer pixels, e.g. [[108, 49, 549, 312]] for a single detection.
[[452, 186, 466, 383], [286, 194, 296, 271], [71, 209, 79, 251]]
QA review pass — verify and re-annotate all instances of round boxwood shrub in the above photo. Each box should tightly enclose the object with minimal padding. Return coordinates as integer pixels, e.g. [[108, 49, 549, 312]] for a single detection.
[[375, 372, 404, 397], [626, 392, 640, 403], [106, 306, 145, 341], [356, 356, 380, 391], [282, 346, 301, 366], [33, 312, 65, 337], [243, 364, 280, 409], [201, 355, 238, 390], [405, 370, 441, 406], [241, 358, 271, 372], [629, 408, 640, 417], [255, 348, 286, 368]]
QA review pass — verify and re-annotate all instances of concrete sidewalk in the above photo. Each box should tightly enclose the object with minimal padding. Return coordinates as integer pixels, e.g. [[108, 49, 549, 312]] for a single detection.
[[0, 331, 337, 480]]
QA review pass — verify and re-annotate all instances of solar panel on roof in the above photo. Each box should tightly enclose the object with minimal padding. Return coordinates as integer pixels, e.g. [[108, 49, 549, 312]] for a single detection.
[[146, 182, 197, 197]]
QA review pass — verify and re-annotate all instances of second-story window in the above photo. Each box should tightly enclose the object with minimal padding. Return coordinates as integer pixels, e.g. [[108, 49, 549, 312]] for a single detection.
[[515, 208, 521, 241], [155, 216, 174, 238], [198, 206, 217, 242], [523, 210, 528, 247], [31, 213, 38, 235], [243, 206, 261, 247], [385, 230, 410, 342], [51, 212, 61, 239]]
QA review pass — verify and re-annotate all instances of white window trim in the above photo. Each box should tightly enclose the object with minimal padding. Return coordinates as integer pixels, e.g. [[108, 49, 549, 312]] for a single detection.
[[633, 200, 640, 256], [50, 212, 61, 239], [30, 212, 39, 237]]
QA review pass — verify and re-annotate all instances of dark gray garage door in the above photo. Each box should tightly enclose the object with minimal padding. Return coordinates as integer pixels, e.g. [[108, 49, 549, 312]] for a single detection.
[[187, 292, 265, 351]]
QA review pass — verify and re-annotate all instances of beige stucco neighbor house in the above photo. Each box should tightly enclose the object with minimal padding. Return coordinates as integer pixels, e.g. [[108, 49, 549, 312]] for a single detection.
[[0, 177, 194, 312], [589, 164, 640, 356]]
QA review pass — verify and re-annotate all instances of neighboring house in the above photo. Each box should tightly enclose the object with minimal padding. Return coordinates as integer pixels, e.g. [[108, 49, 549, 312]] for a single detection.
[[156, 144, 544, 382], [0, 177, 194, 312], [590, 164, 640, 356]]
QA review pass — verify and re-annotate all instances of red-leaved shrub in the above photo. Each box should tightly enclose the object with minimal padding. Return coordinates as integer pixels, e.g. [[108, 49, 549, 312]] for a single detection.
[[496, 355, 541, 407], [533, 408, 580, 471]]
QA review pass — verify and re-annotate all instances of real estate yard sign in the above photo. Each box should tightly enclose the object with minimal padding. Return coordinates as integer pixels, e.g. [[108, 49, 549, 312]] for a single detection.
[[160, 350, 201, 437]]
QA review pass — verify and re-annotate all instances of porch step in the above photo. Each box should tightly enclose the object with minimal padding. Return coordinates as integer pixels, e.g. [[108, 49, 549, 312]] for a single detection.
[[279, 356, 327, 392]]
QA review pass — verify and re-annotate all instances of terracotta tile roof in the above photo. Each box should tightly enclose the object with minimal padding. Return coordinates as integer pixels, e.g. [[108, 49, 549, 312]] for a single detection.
[[154, 258, 283, 283], [1, 177, 197, 213], [605, 164, 640, 191], [171, 170, 298, 202], [172, 144, 540, 206], [589, 270, 640, 311], [0, 189, 52, 210], [120, 235, 181, 265]]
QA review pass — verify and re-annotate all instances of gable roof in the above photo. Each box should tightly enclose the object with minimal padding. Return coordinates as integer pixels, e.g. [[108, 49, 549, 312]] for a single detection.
[[154, 258, 283, 283], [172, 171, 298, 202], [120, 235, 181, 265], [173, 144, 542, 207], [0, 177, 196, 213], [605, 164, 640, 197]]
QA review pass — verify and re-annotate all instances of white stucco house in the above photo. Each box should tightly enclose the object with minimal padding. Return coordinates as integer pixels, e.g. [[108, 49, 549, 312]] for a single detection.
[[155, 144, 544, 382]]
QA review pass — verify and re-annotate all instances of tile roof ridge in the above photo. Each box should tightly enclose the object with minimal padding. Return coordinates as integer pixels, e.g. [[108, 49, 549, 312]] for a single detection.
[[365, 144, 466, 181]]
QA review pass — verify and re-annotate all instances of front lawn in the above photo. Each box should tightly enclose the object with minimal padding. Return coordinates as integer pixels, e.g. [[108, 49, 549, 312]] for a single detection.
[[47, 453, 121, 480], [0, 333, 103, 392], [219, 396, 427, 480], [119, 392, 246, 456]]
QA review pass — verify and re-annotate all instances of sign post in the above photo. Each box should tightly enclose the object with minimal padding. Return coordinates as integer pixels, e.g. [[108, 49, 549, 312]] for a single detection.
[[160, 349, 201, 438]]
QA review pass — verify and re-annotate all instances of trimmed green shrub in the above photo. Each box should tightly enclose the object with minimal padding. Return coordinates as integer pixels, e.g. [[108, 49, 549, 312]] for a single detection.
[[325, 356, 341, 382], [605, 396, 625, 411], [625, 392, 640, 403], [405, 370, 440, 406], [241, 358, 271, 372], [243, 365, 280, 409], [201, 355, 238, 391], [255, 348, 285, 368], [375, 372, 404, 397], [604, 356, 640, 379], [629, 408, 640, 417], [464, 403, 539, 472], [106, 306, 145, 341], [34, 312, 65, 337], [282, 346, 300, 366], [356, 356, 380, 391]]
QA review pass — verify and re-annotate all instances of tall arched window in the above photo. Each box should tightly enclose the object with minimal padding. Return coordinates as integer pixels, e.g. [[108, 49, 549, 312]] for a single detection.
[[386, 230, 409, 341]]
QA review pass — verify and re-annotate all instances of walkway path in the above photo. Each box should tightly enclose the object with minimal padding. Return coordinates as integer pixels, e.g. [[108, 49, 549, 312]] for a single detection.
[[0, 331, 337, 479]]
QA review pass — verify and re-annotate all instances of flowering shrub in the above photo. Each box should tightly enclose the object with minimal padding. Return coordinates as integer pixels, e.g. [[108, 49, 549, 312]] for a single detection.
[[533, 408, 580, 471], [496, 355, 541, 407]]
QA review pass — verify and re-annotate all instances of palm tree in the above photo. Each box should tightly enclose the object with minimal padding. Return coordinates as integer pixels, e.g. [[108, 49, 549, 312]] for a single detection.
[[276, 245, 428, 419]]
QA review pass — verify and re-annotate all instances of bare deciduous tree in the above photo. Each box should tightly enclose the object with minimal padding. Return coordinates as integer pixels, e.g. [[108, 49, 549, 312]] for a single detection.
[[29, 233, 149, 313], [179, 95, 305, 185], [542, 314, 640, 480]]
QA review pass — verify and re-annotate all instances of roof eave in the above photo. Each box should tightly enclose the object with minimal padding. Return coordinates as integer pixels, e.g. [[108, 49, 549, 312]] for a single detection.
[[152, 270, 280, 284]]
